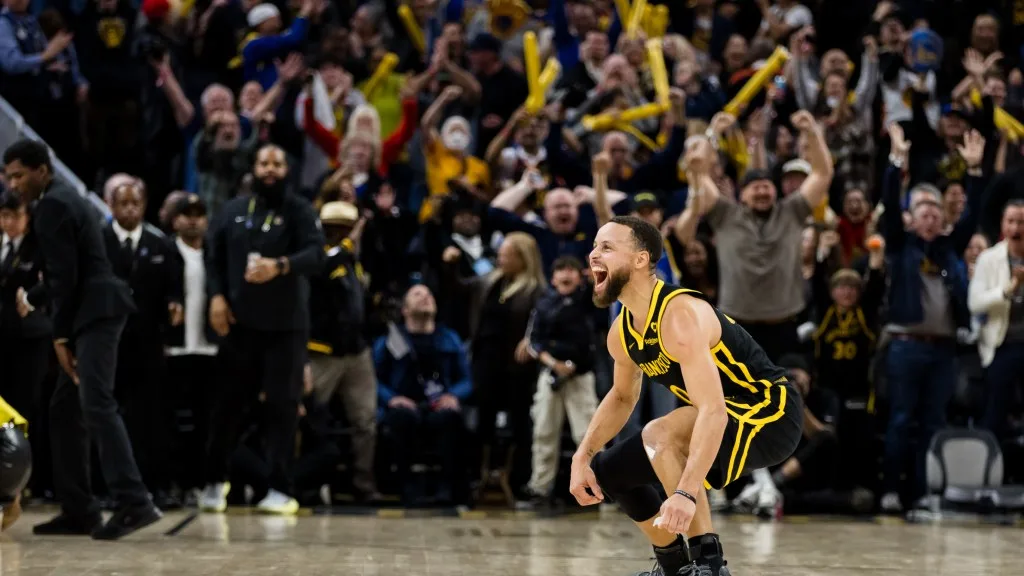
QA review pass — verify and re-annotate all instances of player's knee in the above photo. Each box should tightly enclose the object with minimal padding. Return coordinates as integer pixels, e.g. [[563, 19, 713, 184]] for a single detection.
[[592, 432, 660, 495], [641, 416, 685, 456]]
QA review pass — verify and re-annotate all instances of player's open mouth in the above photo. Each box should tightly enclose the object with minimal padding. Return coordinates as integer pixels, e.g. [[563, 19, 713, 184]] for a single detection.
[[592, 267, 608, 289]]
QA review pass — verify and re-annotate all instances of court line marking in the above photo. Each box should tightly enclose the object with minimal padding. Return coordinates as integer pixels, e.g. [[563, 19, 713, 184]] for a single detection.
[[164, 512, 199, 537]]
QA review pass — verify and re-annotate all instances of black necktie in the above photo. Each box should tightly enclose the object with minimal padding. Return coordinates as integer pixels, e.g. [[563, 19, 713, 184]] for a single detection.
[[120, 237, 135, 275]]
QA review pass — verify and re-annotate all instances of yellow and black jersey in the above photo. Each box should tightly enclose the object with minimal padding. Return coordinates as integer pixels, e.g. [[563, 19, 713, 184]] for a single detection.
[[616, 280, 789, 419], [813, 304, 876, 401], [616, 280, 800, 489]]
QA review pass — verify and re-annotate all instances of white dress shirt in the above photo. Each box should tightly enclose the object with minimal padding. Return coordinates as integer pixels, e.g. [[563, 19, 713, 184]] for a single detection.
[[1, 234, 22, 263], [167, 237, 218, 357], [111, 220, 143, 250]]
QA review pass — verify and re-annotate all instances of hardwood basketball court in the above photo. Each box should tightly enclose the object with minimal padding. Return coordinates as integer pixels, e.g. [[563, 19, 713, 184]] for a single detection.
[[0, 508, 1019, 575]]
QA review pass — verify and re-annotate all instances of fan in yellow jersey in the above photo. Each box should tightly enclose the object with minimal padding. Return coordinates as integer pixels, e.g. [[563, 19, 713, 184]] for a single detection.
[[0, 395, 31, 531], [569, 216, 802, 576]]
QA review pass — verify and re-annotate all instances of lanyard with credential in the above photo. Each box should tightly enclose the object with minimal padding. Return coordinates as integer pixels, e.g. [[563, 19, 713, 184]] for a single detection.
[[245, 197, 275, 251]]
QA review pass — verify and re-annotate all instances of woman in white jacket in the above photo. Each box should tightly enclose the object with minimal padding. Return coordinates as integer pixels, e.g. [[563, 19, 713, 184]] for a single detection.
[[967, 200, 1024, 436]]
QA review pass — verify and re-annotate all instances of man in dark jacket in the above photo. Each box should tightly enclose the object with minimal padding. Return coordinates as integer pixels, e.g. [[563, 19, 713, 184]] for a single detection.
[[4, 139, 160, 540], [201, 143, 325, 515], [307, 200, 378, 503], [375, 284, 471, 505], [878, 125, 988, 513], [103, 180, 183, 510], [521, 256, 597, 507]]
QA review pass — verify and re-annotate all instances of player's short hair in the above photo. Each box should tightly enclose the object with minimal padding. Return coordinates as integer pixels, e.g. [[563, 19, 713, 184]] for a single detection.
[[609, 215, 662, 271]]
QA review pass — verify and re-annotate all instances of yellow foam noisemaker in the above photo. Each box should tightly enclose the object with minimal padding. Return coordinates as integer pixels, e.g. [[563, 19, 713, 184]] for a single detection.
[[646, 38, 670, 106], [644, 5, 669, 38], [397, 4, 425, 54], [614, 0, 632, 26], [724, 46, 790, 117], [538, 58, 560, 90], [627, 0, 647, 38], [363, 53, 400, 100], [582, 102, 669, 131], [969, 88, 1024, 143], [616, 122, 660, 152], [524, 32, 542, 112], [527, 58, 562, 114], [487, 0, 530, 40], [812, 198, 828, 222]]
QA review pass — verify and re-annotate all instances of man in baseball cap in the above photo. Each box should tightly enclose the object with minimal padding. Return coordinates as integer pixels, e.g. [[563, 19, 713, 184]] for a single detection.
[[307, 200, 379, 502], [781, 159, 811, 197], [631, 191, 664, 228]]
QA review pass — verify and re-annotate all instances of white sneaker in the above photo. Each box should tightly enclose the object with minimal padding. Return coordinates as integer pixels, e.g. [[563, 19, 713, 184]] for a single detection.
[[880, 492, 902, 513], [708, 488, 729, 512], [754, 479, 783, 519], [199, 482, 230, 513], [732, 481, 761, 511], [256, 489, 299, 515], [732, 471, 768, 512]]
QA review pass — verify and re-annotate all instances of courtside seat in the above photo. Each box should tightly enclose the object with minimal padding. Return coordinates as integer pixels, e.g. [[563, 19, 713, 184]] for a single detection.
[[926, 428, 1024, 511]]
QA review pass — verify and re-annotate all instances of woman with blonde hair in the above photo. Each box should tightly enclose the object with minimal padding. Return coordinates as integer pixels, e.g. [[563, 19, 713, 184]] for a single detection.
[[446, 231, 545, 501]]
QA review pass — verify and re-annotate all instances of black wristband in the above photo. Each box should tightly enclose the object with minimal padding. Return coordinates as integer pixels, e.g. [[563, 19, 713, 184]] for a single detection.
[[674, 489, 697, 504]]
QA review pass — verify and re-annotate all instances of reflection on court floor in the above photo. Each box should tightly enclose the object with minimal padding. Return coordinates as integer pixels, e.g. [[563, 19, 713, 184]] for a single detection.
[[1, 509, 1019, 575]]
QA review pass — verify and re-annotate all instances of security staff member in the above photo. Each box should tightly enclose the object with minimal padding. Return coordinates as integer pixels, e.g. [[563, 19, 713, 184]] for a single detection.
[[5, 139, 159, 540], [307, 201, 378, 502], [102, 181, 183, 510], [201, 143, 326, 515]]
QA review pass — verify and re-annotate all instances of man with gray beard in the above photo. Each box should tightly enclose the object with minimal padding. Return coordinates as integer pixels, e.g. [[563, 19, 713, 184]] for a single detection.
[[193, 110, 259, 216]]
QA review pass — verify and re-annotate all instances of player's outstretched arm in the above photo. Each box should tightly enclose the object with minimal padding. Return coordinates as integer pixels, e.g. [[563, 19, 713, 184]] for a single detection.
[[569, 322, 642, 505], [660, 299, 728, 497]]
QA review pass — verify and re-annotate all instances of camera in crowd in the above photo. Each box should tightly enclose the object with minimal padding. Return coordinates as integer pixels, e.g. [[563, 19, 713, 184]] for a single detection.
[[138, 34, 167, 62]]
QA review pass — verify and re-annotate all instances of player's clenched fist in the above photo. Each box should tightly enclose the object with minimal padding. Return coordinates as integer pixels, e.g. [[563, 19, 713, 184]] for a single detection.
[[568, 456, 604, 505], [656, 492, 696, 534]]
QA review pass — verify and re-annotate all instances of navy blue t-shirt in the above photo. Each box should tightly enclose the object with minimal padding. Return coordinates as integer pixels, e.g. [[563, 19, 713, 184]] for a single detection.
[[487, 204, 599, 274]]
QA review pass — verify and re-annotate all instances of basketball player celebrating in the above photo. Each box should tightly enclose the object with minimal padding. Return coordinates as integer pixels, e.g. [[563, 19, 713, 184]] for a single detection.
[[570, 112, 832, 576]]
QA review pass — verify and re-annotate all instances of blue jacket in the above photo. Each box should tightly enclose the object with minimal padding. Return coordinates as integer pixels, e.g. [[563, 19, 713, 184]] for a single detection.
[[374, 324, 473, 405], [881, 165, 985, 329], [242, 17, 309, 90]]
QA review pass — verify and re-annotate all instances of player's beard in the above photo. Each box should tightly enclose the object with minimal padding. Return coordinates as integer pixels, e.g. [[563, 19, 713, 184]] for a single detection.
[[592, 268, 629, 308]]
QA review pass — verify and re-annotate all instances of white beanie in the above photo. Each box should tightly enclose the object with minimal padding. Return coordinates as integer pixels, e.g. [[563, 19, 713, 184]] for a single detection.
[[247, 3, 281, 28]]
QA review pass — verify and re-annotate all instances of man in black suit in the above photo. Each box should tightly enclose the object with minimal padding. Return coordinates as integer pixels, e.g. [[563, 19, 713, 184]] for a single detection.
[[0, 191, 52, 497], [103, 180, 184, 510], [3, 140, 161, 540]]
